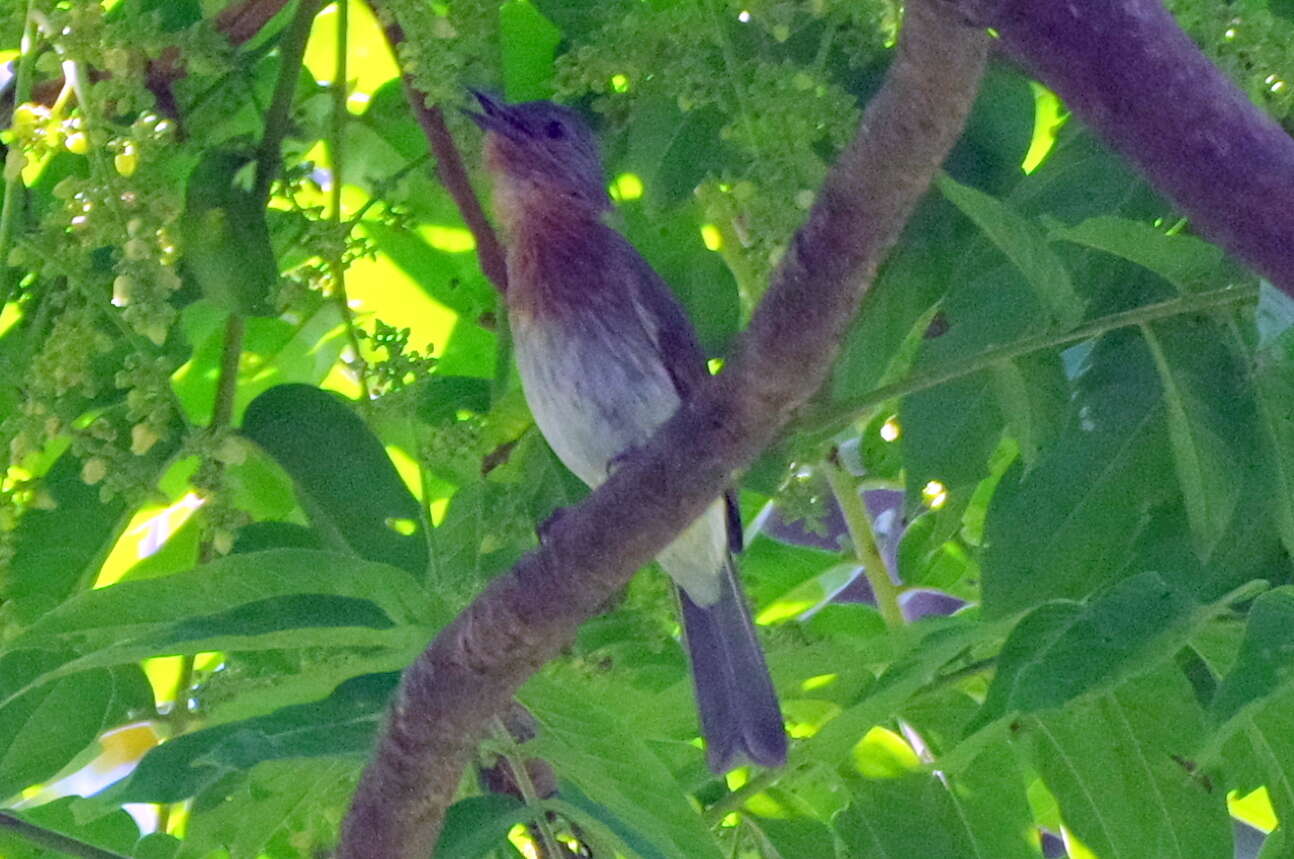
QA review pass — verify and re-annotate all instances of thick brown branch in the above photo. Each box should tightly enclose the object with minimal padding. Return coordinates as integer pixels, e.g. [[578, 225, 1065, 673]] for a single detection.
[[989, 0, 1294, 296], [337, 2, 988, 856], [367, 4, 510, 295]]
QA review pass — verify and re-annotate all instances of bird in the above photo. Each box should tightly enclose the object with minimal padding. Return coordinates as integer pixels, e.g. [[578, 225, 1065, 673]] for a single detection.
[[467, 91, 786, 774]]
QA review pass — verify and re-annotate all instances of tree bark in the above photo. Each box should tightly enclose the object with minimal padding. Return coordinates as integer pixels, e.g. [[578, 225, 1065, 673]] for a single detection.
[[335, 1, 989, 856], [991, 0, 1294, 295]]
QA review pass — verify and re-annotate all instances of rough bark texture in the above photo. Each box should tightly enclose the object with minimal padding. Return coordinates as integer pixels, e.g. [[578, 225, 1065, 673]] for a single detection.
[[336, 2, 989, 856], [992, 0, 1294, 295]]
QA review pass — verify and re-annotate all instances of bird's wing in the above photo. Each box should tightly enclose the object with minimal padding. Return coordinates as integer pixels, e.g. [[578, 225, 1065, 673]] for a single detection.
[[612, 229, 744, 553]]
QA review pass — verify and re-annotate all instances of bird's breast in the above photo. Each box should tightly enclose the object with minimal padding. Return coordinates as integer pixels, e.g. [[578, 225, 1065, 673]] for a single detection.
[[511, 303, 679, 488]]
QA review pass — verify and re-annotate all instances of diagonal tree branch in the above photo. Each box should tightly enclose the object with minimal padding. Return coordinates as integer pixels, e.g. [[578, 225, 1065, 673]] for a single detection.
[[986, 0, 1294, 296], [336, 1, 989, 856], [366, 2, 510, 295]]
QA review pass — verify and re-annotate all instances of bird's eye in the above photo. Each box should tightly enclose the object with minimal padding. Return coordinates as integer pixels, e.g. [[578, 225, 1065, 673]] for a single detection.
[[544, 120, 565, 140]]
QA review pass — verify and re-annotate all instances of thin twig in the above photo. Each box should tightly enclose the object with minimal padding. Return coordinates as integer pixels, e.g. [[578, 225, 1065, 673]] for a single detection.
[[800, 282, 1260, 440]]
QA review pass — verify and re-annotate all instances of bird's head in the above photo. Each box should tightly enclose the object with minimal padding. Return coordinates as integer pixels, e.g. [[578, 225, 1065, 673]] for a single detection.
[[467, 91, 612, 224]]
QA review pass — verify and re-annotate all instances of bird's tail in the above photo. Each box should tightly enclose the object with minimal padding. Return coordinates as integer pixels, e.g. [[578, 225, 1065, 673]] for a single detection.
[[678, 557, 786, 773]]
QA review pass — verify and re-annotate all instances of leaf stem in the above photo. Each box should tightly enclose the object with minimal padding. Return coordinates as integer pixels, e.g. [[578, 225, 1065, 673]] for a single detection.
[[0, 0, 38, 307], [326, 0, 370, 401], [822, 455, 905, 628], [703, 764, 798, 825], [489, 717, 562, 859], [0, 811, 130, 859], [803, 283, 1259, 438], [253, 0, 321, 204]]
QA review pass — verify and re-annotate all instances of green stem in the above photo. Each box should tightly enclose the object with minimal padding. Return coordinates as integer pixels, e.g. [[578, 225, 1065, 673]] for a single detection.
[[0, 812, 129, 859], [802, 283, 1259, 439], [0, 0, 38, 307], [253, 0, 322, 205], [325, 0, 370, 401], [489, 717, 562, 859], [822, 455, 905, 629], [211, 314, 245, 429], [492, 303, 512, 403], [703, 765, 793, 826]]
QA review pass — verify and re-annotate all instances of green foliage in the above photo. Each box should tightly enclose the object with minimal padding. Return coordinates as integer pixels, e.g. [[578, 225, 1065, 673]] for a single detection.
[[0, 1, 1289, 857]]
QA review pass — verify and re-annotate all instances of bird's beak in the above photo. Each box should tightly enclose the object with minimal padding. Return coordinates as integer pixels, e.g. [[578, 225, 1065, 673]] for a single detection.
[[464, 89, 529, 141]]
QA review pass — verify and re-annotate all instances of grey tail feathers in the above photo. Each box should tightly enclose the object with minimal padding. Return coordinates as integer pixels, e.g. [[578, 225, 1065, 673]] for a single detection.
[[679, 557, 787, 773]]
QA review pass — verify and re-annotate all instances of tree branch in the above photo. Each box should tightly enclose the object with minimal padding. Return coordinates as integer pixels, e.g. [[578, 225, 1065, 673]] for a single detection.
[[987, 0, 1294, 296], [366, 3, 510, 295], [336, 2, 988, 856]]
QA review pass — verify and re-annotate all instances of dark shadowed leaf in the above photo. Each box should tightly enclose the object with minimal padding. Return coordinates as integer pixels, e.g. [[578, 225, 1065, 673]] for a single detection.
[[242, 384, 429, 577]]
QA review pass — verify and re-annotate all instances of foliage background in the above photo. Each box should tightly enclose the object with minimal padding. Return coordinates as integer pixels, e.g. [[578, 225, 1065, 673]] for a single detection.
[[0, 0, 1293, 857]]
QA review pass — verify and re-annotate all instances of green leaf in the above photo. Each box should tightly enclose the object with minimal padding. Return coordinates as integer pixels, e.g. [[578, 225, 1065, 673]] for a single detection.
[[981, 331, 1175, 616], [622, 96, 729, 213], [242, 384, 429, 577], [3, 550, 433, 698], [499, 0, 562, 101], [618, 198, 740, 355], [1049, 215, 1230, 293], [1210, 588, 1294, 736], [178, 758, 356, 859], [748, 817, 839, 859], [837, 763, 1035, 859], [0, 654, 151, 798], [804, 618, 997, 765], [1019, 667, 1233, 859], [108, 672, 398, 804], [1255, 314, 1294, 557], [3, 451, 128, 624], [180, 151, 278, 315], [172, 301, 350, 425], [437, 795, 534, 859], [938, 174, 1083, 327], [0, 798, 140, 859], [520, 672, 724, 859], [977, 573, 1247, 724], [1141, 322, 1250, 560]]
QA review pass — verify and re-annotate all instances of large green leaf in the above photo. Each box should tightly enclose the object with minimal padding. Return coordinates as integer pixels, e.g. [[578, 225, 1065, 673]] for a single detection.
[[178, 758, 356, 859], [179, 151, 278, 316], [1018, 667, 1233, 859], [938, 174, 1083, 328], [0, 654, 151, 799], [242, 384, 430, 577], [106, 672, 398, 804], [1141, 320, 1252, 560], [520, 672, 724, 859], [172, 301, 350, 425], [976, 573, 1252, 726], [836, 748, 1036, 859], [437, 795, 535, 859], [3, 451, 129, 624], [1210, 588, 1294, 740], [2, 550, 434, 703], [981, 331, 1175, 616], [1255, 309, 1294, 557], [1049, 216, 1232, 294]]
